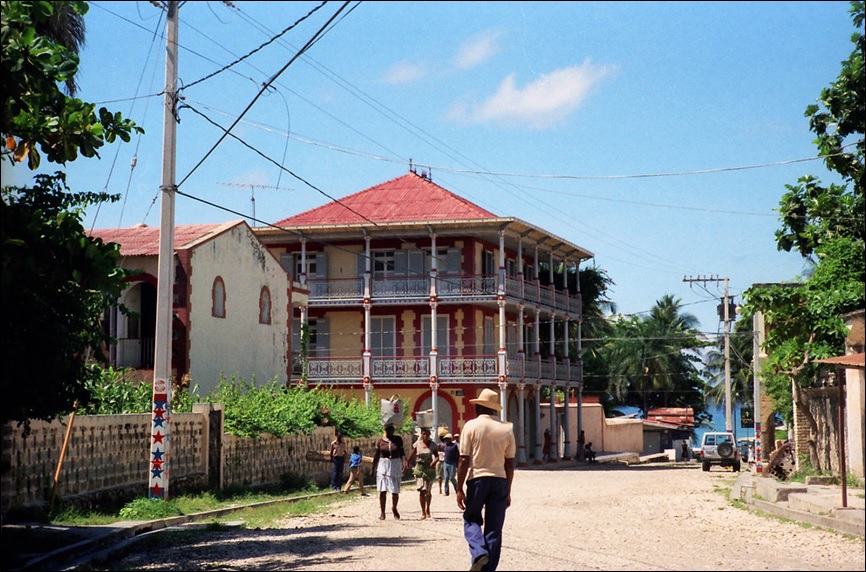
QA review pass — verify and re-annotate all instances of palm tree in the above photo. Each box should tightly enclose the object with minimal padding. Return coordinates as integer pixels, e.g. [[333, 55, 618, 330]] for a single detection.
[[703, 316, 754, 422], [35, 1, 86, 95], [604, 295, 709, 416]]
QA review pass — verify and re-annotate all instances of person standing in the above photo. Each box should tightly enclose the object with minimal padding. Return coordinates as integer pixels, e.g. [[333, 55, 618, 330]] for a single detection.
[[329, 432, 347, 491], [343, 445, 368, 495], [442, 433, 459, 496], [576, 430, 586, 461], [407, 427, 437, 519], [371, 423, 408, 520], [681, 439, 689, 462], [456, 388, 516, 572]]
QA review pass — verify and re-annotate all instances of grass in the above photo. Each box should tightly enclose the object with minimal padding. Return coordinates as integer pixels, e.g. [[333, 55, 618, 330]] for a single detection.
[[49, 476, 346, 528]]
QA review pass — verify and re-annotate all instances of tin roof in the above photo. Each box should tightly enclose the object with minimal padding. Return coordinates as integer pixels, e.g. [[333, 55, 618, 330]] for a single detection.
[[815, 353, 866, 368], [645, 407, 695, 428], [274, 172, 497, 226], [89, 221, 241, 256]]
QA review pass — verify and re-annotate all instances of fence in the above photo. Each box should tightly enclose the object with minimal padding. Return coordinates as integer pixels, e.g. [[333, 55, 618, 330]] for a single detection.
[[1, 403, 392, 517]]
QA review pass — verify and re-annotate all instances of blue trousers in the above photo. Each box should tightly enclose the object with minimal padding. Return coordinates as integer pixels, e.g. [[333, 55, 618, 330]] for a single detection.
[[463, 477, 509, 571], [330, 457, 345, 490], [444, 462, 458, 494]]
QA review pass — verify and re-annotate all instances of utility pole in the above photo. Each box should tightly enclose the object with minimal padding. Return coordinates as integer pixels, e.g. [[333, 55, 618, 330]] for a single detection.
[[683, 274, 734, 433], [151, 0, 179, 500]]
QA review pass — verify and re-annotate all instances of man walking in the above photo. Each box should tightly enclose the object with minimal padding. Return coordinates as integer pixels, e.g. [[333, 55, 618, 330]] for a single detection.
[[329, 432, 347, 491], [455, 388, 515, 572]]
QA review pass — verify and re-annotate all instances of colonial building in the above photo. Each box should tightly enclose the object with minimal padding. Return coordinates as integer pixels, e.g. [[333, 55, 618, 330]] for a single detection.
[[90, 219, 307, 395], [254, 170, 594, 466]]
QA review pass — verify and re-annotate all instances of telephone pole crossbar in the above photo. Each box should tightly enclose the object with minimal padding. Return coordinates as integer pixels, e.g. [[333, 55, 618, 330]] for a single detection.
[[683, 274, 734, 434]]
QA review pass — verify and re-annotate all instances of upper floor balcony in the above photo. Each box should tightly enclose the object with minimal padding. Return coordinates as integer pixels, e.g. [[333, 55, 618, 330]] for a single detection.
[[293, 354, 583, 386], [305, 273, 581, 317]]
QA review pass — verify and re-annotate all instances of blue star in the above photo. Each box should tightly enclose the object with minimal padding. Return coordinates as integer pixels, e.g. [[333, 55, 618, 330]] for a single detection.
[[153, 416, 165, 428], [152, 449, 164, 461], [151, 466, 163, 479]]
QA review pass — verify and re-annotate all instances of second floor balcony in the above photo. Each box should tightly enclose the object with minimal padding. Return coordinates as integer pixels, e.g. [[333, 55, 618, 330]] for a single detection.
[[305, 274, 581, 316]]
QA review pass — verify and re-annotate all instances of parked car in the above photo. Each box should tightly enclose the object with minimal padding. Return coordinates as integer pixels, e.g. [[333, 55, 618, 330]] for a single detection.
[[699, 431, 741, 472], [737, 437, 754, 463]]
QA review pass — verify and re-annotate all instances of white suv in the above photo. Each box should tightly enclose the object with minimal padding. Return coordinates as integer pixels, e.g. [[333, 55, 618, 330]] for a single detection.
[[699, 431, 741, 472]]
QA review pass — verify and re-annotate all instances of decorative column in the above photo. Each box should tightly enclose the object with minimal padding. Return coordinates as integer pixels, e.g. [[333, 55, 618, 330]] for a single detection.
[[562, 303, 571, 460], [429, 232, 439, 434], [362, 233, 372, 408], [299, 236, 307, 286], [517, 381, 528, 467], [497, 230, 508, 421], [533, 386, 543, 465], [299, 304, 308, 387], [575, 258, 583, 458]]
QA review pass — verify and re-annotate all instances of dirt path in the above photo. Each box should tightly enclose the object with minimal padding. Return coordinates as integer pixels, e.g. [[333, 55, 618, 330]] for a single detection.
[[107, 463, 864, 571]]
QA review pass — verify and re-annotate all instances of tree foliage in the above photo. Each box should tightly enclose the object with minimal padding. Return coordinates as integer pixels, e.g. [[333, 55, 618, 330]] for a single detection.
[[1, 174, 129, 424], [1, 1, 142, 169], [603, 295, 710, 419], [1, 1, 141, 427], [742, 2, 865, 470]]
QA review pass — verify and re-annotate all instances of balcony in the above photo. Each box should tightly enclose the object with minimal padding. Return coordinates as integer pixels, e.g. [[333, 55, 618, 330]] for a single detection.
[[305, 274, 581, 316], [114, 337, 155, 369], [296, 354, 581, 386]]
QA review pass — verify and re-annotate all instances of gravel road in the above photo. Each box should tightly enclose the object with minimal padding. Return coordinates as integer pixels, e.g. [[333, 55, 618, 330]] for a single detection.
[[104, 463, 864, 571]]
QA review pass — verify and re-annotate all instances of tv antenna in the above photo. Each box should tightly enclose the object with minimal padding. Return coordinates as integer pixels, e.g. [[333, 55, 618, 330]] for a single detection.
[[217, 182, 295, 225]]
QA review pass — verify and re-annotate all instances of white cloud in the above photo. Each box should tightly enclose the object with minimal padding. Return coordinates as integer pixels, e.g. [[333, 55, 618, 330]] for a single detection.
[[383, 60, 425, 85], [449, 59, 616, 129], [454, 30, 503, 70]]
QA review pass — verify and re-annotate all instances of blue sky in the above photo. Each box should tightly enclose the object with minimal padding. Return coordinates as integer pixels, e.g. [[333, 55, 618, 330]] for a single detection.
[[14, 1, 857, 341]]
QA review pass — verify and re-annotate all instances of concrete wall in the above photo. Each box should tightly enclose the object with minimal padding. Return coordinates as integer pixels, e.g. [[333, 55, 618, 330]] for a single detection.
[[189, 223, 290, 395], [1, 408, 399, 518]]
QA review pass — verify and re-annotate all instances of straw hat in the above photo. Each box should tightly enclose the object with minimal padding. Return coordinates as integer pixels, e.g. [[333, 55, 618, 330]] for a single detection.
[[444, 433, 452, 440], [469, 388, 502, 411]]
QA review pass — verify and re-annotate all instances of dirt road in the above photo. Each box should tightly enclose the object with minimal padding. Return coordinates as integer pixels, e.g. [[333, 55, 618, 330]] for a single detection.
[[104, 463, 864, 571]]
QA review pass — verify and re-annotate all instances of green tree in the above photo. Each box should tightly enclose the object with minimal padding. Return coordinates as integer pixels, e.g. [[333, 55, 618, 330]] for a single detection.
[[1, 1, 140, 169], [1, 1, 141, 427], [703, 317, 754, 425], [742, 2, 865, 471], [1, 174, 128, 425], [604, 295, 709, 418]]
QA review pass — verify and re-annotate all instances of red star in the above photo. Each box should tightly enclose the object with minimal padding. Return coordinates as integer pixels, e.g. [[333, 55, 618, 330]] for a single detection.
[[149, 483, 164, 499], [152, 431, 165, 444]]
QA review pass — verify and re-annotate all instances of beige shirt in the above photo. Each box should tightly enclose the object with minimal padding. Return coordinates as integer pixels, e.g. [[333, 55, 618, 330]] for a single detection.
[[459, 414, 516, 480]]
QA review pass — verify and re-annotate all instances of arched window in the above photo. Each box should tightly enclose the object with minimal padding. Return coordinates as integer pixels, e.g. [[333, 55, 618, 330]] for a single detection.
[[259, 286, 271, 324], [212, 276, 226, 318]]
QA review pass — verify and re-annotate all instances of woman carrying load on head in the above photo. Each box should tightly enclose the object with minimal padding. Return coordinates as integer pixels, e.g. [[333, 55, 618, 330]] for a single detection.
[[371, 422, 408, 520]]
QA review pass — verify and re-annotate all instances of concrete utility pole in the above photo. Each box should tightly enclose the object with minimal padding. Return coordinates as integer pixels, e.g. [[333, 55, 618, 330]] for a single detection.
[[151, 0, 179, 500], [683, 275, 734, 433]]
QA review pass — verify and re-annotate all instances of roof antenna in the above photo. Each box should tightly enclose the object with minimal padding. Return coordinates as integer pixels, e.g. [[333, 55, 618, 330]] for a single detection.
[[409, 159, 415, 174]]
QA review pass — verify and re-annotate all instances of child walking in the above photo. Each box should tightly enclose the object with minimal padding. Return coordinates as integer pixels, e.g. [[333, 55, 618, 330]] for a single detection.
[[343, 445, 368, 495]]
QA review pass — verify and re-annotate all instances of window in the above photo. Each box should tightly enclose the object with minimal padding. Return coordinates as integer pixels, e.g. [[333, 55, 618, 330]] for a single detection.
[[483, 317, 495, 355], [212, 277, 226, 318], [481, 250, 495, 275], [259, 287, 271, 324], [370, 316, 396, 356], [422, 315, 449, 356], [372, 250, 395, 277]]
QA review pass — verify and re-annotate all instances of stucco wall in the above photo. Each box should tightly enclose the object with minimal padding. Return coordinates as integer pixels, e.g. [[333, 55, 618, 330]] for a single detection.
[[189, 224, 289, 395]]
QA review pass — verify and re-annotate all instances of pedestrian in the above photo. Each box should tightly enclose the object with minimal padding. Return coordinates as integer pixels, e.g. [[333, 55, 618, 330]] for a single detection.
[[542, 428, 551, 462], [576, 430, 586, 461], [329, 431, 347, 491], [371, 423, 408, 520], [343, 445, 368, 496], [456, 388, 516, 572], [407, 427, 437, 519], [442, 433, 459, 496], [584, 442, 594, 462], [436, 434, 446, 494], [681, 439, 689, 462]]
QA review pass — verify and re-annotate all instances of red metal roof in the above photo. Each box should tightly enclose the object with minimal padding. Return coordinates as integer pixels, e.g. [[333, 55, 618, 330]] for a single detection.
[[89, 223, 229, 256], [274, 172, 497, 227], [645, 407, 695, 428], [816, 353, 866, 368]]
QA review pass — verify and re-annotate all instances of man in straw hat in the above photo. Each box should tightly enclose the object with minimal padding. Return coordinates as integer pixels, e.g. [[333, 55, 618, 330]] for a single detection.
[[455, 388, 515, 571]]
